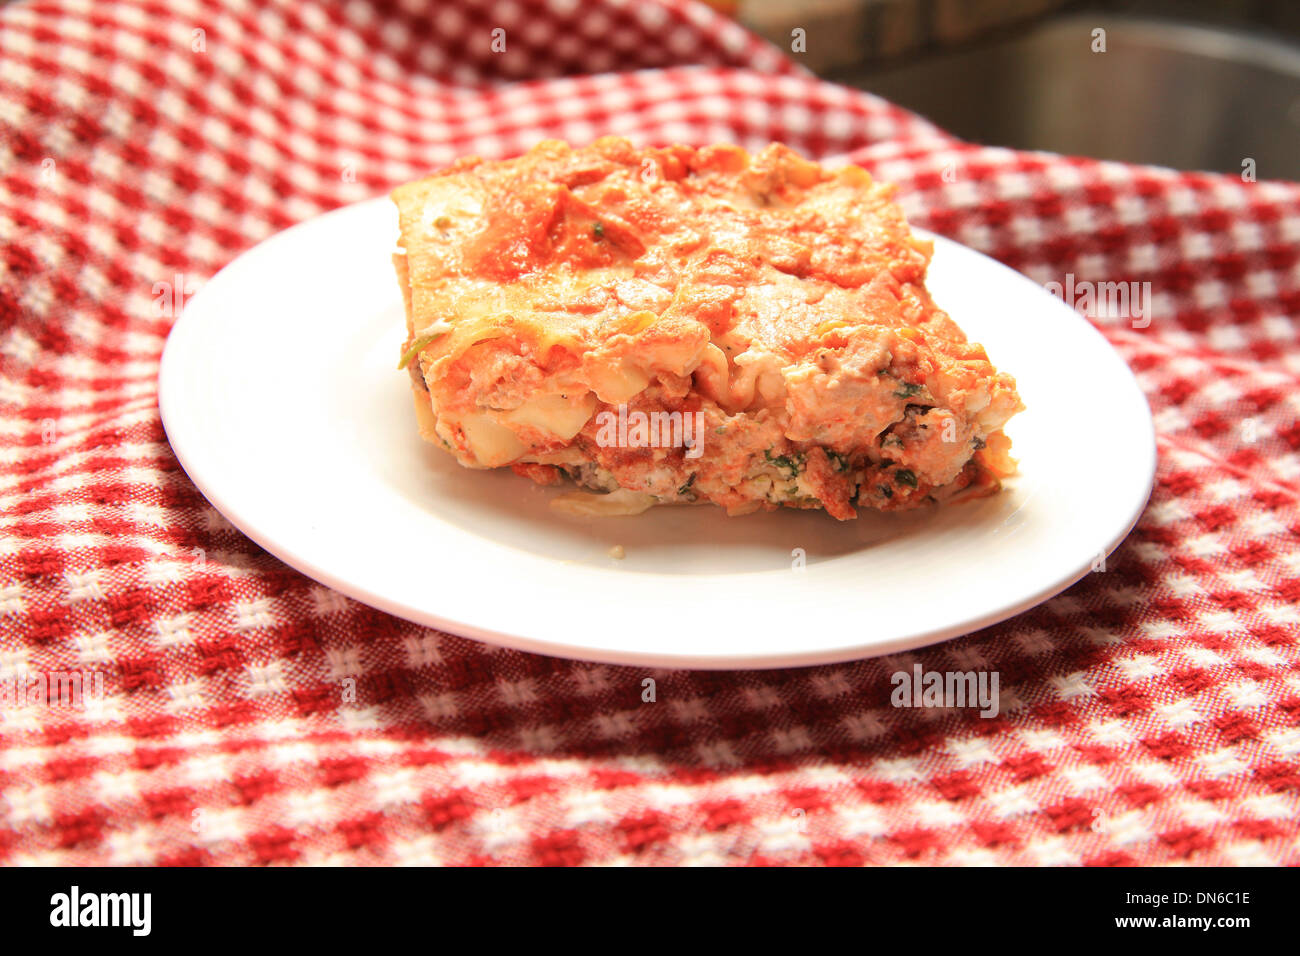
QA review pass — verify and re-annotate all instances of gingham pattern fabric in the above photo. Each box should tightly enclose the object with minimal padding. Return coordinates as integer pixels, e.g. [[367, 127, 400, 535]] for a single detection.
[[2, 0, 1298, 867]]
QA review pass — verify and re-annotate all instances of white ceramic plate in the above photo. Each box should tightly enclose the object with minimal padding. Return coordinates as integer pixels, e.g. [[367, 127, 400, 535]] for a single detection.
[[159, 197, 1155, 669]]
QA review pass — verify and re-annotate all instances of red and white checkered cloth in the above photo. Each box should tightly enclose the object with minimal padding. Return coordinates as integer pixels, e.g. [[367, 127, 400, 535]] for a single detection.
[[2, 0, 1299, 866]]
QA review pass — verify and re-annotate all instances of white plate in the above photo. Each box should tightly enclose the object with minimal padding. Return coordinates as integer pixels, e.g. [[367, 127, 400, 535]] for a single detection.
[[159, 197, 1155, 669]]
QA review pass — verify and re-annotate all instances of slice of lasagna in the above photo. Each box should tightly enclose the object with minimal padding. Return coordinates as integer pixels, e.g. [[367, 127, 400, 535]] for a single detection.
[[391, 138, 1023, 519]]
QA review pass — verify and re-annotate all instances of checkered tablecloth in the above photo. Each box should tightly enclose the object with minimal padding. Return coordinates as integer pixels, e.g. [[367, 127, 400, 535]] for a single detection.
[[2, 0, 1299, 866]]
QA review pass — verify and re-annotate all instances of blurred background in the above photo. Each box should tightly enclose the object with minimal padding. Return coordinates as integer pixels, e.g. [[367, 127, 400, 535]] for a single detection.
[[708, 0, 1300, 180]]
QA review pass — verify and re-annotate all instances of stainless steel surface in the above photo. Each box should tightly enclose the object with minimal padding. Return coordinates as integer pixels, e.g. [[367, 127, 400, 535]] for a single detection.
[[830, 14, 1300, 180]]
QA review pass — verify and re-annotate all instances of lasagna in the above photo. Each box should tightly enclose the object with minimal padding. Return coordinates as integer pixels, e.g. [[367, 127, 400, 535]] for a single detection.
[[391, 138, 1023, 519]]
